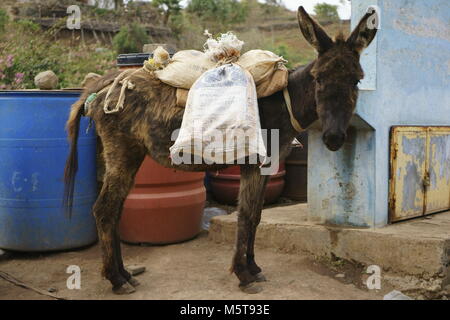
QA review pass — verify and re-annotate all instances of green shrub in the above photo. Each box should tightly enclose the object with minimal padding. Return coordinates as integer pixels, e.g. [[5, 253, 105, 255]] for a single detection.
[[16, 19, 41, 33], [0, 19, 116, 89], [113, 23, 151, 54], [186, 0, 249, 31], [314, 3, 340, 23], [0, 9, 9, 32], [263, 43, 310, 69]]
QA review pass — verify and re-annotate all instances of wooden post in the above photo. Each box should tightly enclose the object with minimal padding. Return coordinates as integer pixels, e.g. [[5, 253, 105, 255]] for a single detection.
[[108, 31, 114, 46], [89, 20, 101, 45], [95, 14, 107, 44], [81, 27, 85, 47]]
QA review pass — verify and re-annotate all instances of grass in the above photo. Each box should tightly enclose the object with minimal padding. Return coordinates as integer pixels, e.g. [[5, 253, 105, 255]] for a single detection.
[[0, 18, 117, 89]]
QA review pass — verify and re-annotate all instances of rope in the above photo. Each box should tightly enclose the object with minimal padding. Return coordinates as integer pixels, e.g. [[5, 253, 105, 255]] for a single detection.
[[215, 55, 239, 67], [0, 270, 66, 300], [103, 70, 136, 114], [283, 87, 304, 133]]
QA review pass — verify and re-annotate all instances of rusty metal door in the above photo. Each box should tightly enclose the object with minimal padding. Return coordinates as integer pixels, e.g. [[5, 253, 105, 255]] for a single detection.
[[389, 127, 450, 222], [426, 128, 450, 213]]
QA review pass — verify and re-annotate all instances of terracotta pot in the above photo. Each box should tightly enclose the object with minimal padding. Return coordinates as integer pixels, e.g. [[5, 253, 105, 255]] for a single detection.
[[208, 164, 286, 205], [117, 52, 205, 245], [120, 157, 206, 244]]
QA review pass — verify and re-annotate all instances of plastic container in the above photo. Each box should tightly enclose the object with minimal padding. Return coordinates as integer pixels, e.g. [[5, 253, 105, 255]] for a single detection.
[[117, 53, 152, 69], [0, 90, 98, 251]]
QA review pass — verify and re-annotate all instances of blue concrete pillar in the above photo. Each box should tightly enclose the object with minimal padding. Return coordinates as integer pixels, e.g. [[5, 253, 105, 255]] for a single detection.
[[307, 0, 450, 228]]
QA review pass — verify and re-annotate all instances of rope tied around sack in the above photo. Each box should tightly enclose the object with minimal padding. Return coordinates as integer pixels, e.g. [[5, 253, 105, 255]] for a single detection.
[[102, 46, 170, 114], [215, 55, 240, 67], [204, 31, 243, 67], [103, 70, 136, 114]]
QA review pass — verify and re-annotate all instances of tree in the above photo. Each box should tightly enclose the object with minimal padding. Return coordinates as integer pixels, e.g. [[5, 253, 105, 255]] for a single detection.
[[314, 3, 340, 23], [187, 0, 248, 31], [113, 23, 150, 54], [264, 0, 282, 6], [260, 0, 283, 16], [152, 0, 182, 26], [114, 0, 123, 9]]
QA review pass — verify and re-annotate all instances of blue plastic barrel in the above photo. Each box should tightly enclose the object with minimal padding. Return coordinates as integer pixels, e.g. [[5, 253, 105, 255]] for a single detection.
[[0, 90, 97, 251]]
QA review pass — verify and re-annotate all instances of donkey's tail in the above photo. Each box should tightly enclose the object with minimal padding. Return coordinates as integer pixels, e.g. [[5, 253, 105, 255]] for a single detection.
[[63, 70, 124, 217], [63, 92, 89, 218]]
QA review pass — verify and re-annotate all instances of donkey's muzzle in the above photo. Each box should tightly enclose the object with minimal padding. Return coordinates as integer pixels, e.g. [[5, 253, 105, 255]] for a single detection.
[[322, 131, 346, 152]]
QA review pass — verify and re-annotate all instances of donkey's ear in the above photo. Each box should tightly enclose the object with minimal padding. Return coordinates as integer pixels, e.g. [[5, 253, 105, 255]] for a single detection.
[[297, 6, 333, 54], [347, 11, 378, 54]]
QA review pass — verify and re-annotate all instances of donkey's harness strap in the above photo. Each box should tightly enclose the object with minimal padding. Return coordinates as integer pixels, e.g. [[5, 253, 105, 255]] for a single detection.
[[283, 87, 304, 133]]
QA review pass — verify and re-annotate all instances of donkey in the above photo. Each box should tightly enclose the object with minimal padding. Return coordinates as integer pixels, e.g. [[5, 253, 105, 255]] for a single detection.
[[64, 7, 377, 294]]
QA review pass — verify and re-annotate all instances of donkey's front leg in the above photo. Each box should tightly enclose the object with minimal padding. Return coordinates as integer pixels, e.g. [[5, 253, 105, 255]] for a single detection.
[[231, 164, 269, 294]]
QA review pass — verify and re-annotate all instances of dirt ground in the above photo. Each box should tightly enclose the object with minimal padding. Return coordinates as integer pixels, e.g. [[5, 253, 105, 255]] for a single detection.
[[0, 232, 386, 300]]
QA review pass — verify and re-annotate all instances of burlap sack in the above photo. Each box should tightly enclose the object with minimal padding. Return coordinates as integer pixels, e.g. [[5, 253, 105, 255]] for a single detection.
[[176, 88, 189, 107], [175, 66, 288, 107], [237, 50, 286, 85], [255, 66, 288, 98], [155, 50, 215, 89]]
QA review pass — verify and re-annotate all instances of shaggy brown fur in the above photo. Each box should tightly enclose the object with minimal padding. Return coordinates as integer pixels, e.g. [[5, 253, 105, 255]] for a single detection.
[[64, 7, 377, 294]]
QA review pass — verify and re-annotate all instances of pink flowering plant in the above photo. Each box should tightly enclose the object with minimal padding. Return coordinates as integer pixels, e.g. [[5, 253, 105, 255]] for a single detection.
[[0, 13, 117, 90], [0, 54, 26, 90]]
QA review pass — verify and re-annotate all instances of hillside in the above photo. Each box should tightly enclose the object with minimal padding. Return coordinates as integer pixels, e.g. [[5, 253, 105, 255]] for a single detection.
[[0, 1, 351, 89]]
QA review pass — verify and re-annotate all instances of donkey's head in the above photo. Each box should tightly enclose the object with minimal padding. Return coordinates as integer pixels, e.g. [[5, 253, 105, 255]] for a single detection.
[[297, 6, 377, 151]]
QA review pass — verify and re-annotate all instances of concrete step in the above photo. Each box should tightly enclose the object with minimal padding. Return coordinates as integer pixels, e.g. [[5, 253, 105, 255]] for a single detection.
[[209, 204, 450, 296]]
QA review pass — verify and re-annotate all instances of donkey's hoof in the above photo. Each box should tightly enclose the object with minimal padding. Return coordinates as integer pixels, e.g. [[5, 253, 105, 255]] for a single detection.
[[254, 273, 267, 282], [113, 282, 136, 295], [239, 283, 263, 294], [128, 277, 141, 287]]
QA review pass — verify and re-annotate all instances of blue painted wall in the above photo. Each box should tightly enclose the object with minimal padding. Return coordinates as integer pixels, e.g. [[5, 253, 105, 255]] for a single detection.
[[308, 0, 450, 227]]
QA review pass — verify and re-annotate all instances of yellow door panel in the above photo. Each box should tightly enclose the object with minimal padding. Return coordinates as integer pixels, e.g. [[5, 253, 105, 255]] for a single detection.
[[389, 127, 427, 222], [425, 128, 450, 214]]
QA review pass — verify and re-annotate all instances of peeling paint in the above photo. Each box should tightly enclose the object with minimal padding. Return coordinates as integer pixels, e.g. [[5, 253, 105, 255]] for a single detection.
[[391, 127, 450, 221], [402, 135, 426, 166], [426, 129, 450, 213], [430, 135, 450, 181], [393, 16, 450, 42], [402, 162, 423, 213]]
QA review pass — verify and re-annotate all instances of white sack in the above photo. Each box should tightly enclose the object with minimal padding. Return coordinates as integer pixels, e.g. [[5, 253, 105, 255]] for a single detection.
[[170, 64, 267, 165]]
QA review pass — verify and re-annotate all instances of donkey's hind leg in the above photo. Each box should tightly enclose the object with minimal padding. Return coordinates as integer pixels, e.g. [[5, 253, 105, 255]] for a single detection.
[[93, 138, 145, 294], [113, 218, 140, 287], [231, 165, 269, 294]]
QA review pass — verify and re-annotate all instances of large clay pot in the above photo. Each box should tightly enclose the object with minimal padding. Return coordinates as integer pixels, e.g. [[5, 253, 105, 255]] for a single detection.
[[116, 51, 205, 244], [120, 157, 206, 244], [208, 164, 286, 205]]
